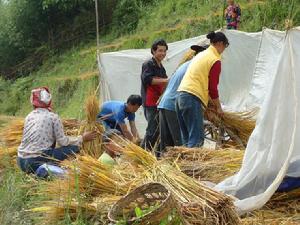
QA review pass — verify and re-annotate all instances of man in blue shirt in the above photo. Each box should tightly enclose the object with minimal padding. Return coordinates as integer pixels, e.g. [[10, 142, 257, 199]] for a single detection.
[[98, 95, 142, 141], [158, 44, 208, 153]]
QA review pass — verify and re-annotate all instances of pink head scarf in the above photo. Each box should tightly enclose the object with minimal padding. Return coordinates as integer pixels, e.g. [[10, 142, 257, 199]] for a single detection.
[[30, 87, 52, 111]]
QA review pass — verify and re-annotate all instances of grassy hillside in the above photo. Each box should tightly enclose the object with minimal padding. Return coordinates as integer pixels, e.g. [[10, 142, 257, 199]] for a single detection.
[[0, 0, 299, 119]]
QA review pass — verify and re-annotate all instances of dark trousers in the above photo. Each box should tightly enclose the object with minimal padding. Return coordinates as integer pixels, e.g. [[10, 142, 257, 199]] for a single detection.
[[17, 145, 79, 174], [175, 91, 204, 148], [159, 109, 182, 154], [141, 106, 159, 151]]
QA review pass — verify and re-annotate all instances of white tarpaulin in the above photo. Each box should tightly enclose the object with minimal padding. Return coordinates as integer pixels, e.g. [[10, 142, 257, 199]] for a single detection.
[[98, 27, 300, 213], [98, 29, 287, 135], [216, 27, 300, 213]]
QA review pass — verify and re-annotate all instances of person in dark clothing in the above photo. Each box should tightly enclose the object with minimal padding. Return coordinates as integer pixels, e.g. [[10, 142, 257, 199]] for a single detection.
[[158, 45, 208, 154], [140, 39, 169, 152]]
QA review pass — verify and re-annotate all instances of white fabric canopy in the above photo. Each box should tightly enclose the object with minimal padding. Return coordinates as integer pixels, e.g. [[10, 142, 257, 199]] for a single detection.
[[98, 27, 300, 213]]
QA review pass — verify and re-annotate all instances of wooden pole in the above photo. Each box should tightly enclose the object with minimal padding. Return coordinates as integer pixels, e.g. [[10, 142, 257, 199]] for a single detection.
[[95, 0, 100, 52]]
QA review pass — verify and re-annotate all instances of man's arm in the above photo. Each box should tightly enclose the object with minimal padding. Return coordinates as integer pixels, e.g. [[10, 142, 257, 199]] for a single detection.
[[118, 123, 134, 141], [151, 77, 169, 85], [210, 98, 223, 116], [208, 61, 224, 117], [141, 61, 168, 86], [129, 121, 140, 140]]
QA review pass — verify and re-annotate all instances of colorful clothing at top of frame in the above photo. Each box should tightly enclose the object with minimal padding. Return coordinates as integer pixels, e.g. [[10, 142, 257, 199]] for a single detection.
[[225, 4, 241, 29]]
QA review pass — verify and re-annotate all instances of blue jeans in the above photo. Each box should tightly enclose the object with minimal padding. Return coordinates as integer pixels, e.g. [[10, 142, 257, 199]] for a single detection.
[[17, 145, 79, 174], [175, 91, 204, 148]]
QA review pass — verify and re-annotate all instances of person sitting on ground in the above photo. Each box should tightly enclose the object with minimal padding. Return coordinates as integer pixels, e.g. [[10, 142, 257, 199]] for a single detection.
[[97, 95, 142, 142], [157, 44, 208, 154], [17, 87, 97, 175], [140, 39, 169, 151], [225, 0, 241, 30], [176, 31, 229, 148]]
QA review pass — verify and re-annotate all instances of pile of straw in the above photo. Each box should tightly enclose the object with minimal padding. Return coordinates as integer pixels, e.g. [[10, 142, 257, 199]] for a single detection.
[[62, 155, 128, 197], [241, 189, 300, 225], [79, 94, 104, 158], [122, 142, 241, 225], [0, 118, 24, 148], [31, 201, 99, 222], [35, 140, 240, 224], [33, 154, 129, 223], [163, 147, 244, 183], [205, 108, 257, 147]]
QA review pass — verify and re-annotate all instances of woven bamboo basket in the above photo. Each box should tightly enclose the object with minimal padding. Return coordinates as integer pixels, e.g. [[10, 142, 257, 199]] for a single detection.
[[108, 182, 174, 225]]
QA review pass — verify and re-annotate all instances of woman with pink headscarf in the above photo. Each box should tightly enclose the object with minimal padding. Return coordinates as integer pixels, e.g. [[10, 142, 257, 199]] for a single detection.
[[17, 87, 97, 175]]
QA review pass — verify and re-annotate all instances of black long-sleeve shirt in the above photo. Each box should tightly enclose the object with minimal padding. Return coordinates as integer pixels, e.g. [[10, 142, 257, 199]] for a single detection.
[[140, 57, 167, 107]]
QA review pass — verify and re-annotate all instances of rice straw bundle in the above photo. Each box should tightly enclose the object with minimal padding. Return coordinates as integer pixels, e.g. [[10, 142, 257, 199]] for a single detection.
[[178, 49, 196, 67], [62, 119, 81, 136], [0, 147, 18, 158], [121, 142, 157, 168], [241, 208, 300, 224], [31, 200, 98, 223], [242, 215, 299, 224], [0, 118, 24, 148], [146, 163, 241, 225], [163, 147, 244, 183], [49, 155, 129, 199], [205, 108, 257, 146], [121, 141, 241, 224], [79, 94, 104, 158]]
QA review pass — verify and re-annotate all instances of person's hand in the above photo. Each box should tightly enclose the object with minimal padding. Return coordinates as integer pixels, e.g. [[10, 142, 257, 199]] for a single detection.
[[217, 107, 224, 119], [82, 131, 98, 142], [133, 137, 141, 145], [206, 110, 215, 122], [105, 141, 123, 158]]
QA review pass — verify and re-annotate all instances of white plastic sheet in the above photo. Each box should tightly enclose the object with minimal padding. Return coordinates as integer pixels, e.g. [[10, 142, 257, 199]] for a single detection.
[[216, 27, 300, 213], [98, 29, 287, 135]]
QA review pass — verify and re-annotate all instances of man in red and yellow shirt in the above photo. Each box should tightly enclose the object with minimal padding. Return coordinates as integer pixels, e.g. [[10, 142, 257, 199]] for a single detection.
[[140, 39, 169, 151]]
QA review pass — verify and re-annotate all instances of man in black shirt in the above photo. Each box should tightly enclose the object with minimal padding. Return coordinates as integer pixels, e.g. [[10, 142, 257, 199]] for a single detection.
[[140, 39, 169, 152]]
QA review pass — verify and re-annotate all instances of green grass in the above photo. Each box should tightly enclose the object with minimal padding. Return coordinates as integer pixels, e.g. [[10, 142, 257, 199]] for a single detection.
[[0, 163, 34, 225]]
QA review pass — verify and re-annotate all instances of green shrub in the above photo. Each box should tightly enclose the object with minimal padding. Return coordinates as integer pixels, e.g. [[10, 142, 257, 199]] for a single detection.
[[112, 0, 141, 35]]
